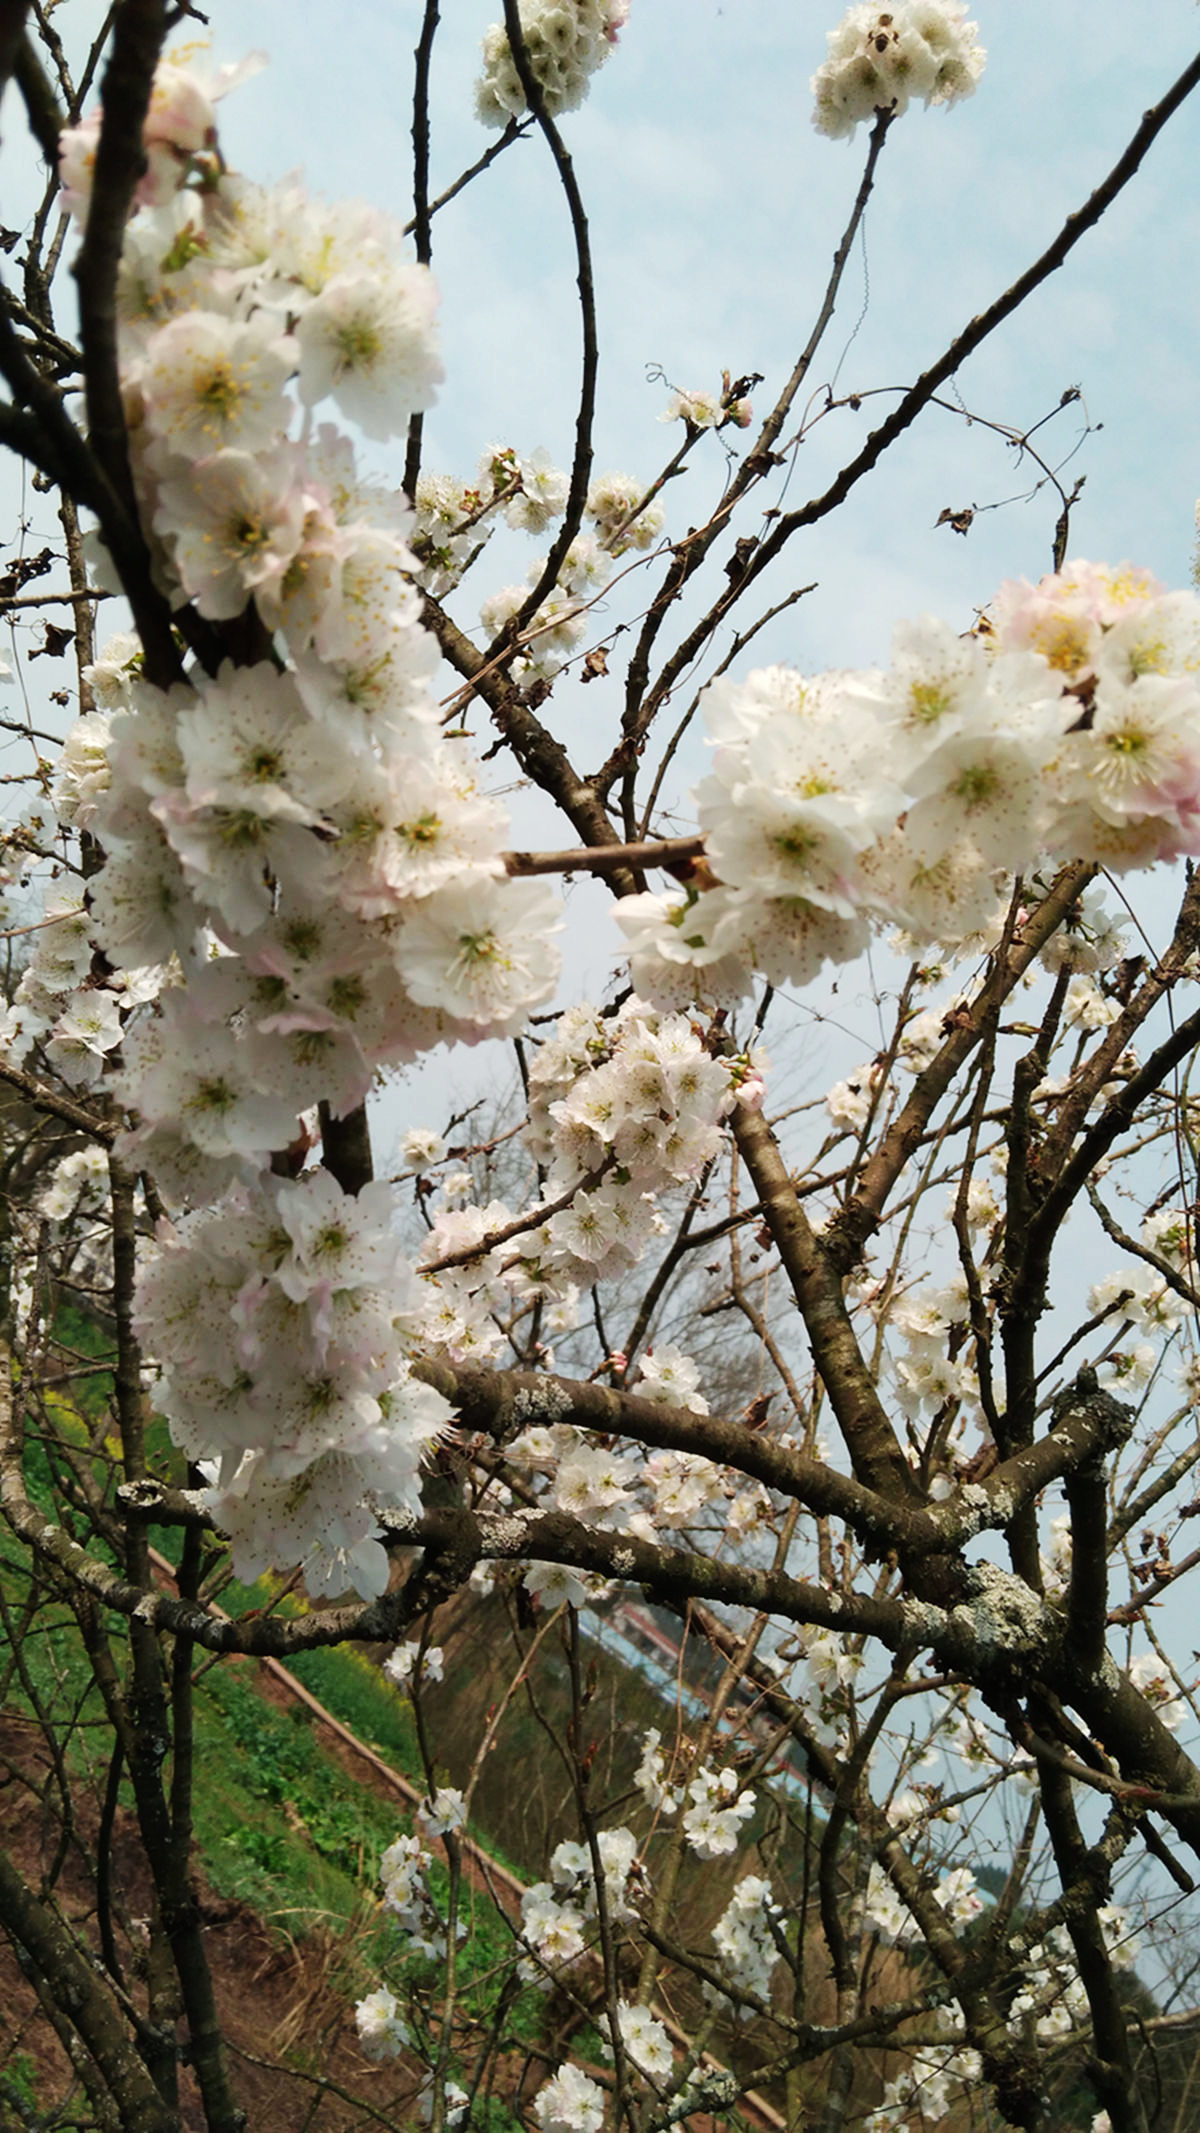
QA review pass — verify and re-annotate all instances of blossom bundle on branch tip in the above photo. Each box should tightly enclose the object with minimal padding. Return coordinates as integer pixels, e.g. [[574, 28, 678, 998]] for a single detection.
[[618, 567, 1200, 1009], [812, 1, 985, 139], [475, 0, 631, 128]]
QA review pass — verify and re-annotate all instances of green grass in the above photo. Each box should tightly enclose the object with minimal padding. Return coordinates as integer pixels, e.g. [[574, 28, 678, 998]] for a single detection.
[[0, 2049, 40, 2114], [283, 1640, 423, 1777], [3, 1321, 579, 2107]]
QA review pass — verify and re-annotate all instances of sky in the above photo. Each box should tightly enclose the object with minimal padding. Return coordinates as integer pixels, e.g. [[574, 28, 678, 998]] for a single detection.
[[4, 0, 1200, 1131], [201, 0, 1200, 651], [210, 0, 1200, 1123]]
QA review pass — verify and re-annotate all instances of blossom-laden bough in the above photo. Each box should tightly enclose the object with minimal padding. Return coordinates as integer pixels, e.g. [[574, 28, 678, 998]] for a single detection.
[[2, 4, 1200, 2131]]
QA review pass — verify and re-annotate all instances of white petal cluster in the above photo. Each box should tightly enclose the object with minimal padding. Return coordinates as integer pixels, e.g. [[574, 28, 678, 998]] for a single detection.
[[0, 54, 589, 1601], [812, 3, 984, 140], [863, 2044, 982, 2133], [408, 1002, 737, 1355], [53, 710, 112, 828], [134, 1170, 455, 1597], [475, 1, 631, 128], [412, 446, 652, 600], [379, 1831, 453, 1960], [39, 1145, 110, 1224], [528, 997, 735, 1191], [1089, 1265, 1188, 1340], [600, 2001, 673, 2078], [384, 1639, 444, 1689], [681, 1765, 756, 1859], [1127, 1651, 1187, 1731], [82, 630, 143, 709], [479, 575, 589, 685], [417, 1786, 468, 1838], [621, 567, 1200, 1008], [552, 1826, 641, 1922], [519, 1825, 642, 1987], [863, 1861, 918, 1945], [503, 1409, 774, 1565], [585, 470, 665, 555], [354, 1986, 410, 2062], [633, 1727, 680, 1815], [643, 1447, 727, 1530], [661, 385, 752, 431], [1, 896, 144, 1093], [710, 1875, 782, 2004], [1006, 1924, 1090, 2041], [784, 1623, 868, 1752], [520, 1880, 588, 1973], [59, 52, 265, 220], [532, 2064, 607, 2133], [635, 1343, 709, 1414], [934, 1864, 984, 1925]]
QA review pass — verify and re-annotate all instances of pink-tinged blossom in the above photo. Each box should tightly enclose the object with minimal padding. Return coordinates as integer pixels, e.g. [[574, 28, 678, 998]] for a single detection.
[[116, 1012, 301, 1165], [990, 558, 1165, 672], [140, 310, 295, 463], [176, 661, 351, 822], [154, 448, 309, 619], [57, 109, 101, 222], [57, 51, 268, 221]]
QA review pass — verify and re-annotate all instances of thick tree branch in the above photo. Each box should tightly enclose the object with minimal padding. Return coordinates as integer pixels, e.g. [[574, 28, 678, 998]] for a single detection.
[[0, 1849, 178, 2133]]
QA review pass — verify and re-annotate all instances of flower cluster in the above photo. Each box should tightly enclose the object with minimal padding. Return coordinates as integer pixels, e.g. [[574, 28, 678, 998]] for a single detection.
[[812, 2, 984, 139], [410, 452, 662, 614], [600, 2000, 673, 2078], [662, 383, 753, 431], [862, 2037, 983, 2133], [584, 470, 665, 555], [384, 1639, 445, 1689], [533, 2065, 607, 2133], [520, 1826, 643, 1981], [403, 1005, 739, 1363], [710, 1875, 782, 2004], [619, 566, 1200, 1007], [632, 1733, 757, 1856], [379, 1831, 455, 1960], [527, 997, 736, 1194], [2, 896, 132, 1091], [863, 1860, 983, 1944], [58, 51, 266, 220], [1007, 1925, 1095, 2042], [0, 52, 603, 1591], [354, 1986, 410, 2062], [681, 1765, 756, 1859], [475, 1, 631, 128], [1127, 1651, 1187, 1732], [48, 53, 564, 1217], [134, 1170, 454, 1597]]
